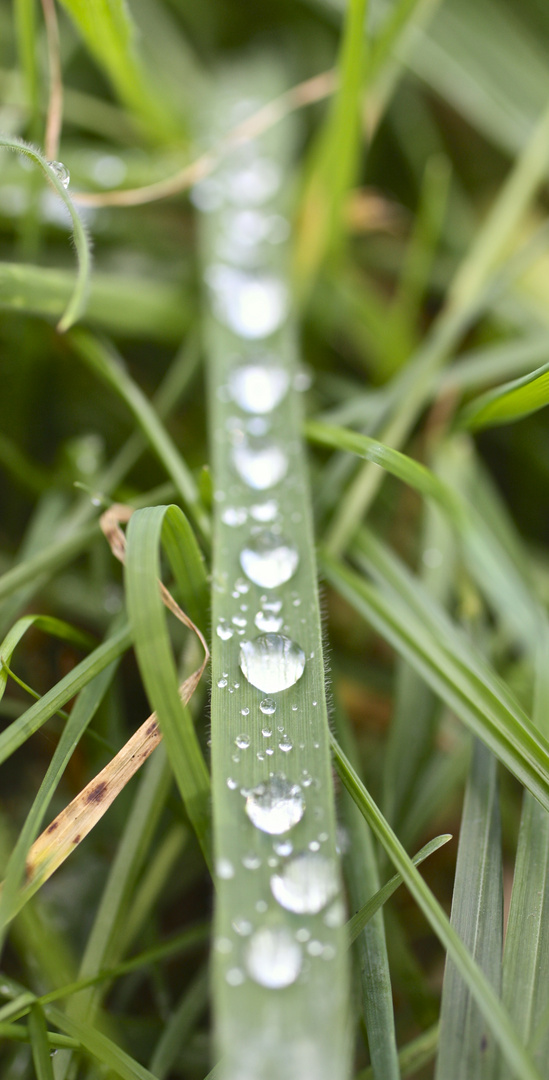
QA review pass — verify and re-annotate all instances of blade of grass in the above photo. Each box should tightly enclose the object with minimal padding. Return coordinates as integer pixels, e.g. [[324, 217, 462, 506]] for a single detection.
[[347, 833, 452, 944], [125, 505, 211, 862], [149, 965, 209, 1079], [44, 1003, 159, 1080], [69, 330, 211, 546], [330, 734, 543, 1080], [355, 1022, 439, 1080], [459, 358, 549, 430], [434, 740, 502, 1080], [321, 550, 549, 813], [28, 1004, 55, 1080], [502, 622, 549, 1077], [0, 135, 91, 331], [336, 703, 400, 1080], [201, 66, 351, 1080]]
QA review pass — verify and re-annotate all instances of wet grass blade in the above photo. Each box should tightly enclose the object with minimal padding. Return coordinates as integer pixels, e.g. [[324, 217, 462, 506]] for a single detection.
[[200, 64, 351, 1080], [0, 135, 91, 330], [459, 359, 549, 430]]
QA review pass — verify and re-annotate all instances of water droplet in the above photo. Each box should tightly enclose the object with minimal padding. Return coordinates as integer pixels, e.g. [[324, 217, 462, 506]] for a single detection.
[[47, 160, 70, 188], [232, 615, 247, 628], [217, 677, 228, 688], [260, 698, 276, 715], [261, 725, 273, 738], [216, 621, 233, 641], [227, 777, 238, 790], [293, 369, 313, 392], [191, 176, 224, 212], [241, 707, 250, 716], [270, 853, 339, 914], [235, 733, 251, 750], [233, 439, 288, 490], [242, 852, 261, 870], [307, 939, 324, 957], [255, 610, 283, 632], [324, 899, 346, 928], [226, 967, 246, 986], [216, 857, 235, 880], [206, 264, 288, 339], [229, 363, 289, 414], [250, 499, 278, 522], [215, 936, 233, 954], [240, 531, 299, 589], [245, 774, 305, 834], [222, 506, 248, 527], [274, 839, 293, 856], [245, 927, 302, 989], [279, 736, 293, 753], [295, 927, 310, 943], [240, 634, 306, 693]]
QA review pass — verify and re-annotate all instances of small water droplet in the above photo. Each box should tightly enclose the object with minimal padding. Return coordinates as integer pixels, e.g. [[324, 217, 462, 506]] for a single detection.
[[324, 899, 346, 928], [235, 733, 251, 750], [261, 725, 273, 738], [206, 264, 288, 339], [222, 506, 248, 527], [274, 839, 293, 856], [245, 927, 302, 989], [270, 852, 339, 914], [217, 677, 228, 688], [255, 610, 283, 632], [260, 698, 276, 716], [240, 634, 306, 693], [295, 928, 310, 943], [227, 777, 238, 790], [233, 439, 288, 490], [250, 499, 278, 522], [47, 160, 70, 188], [226, 967, 246, 986], [242, 852, 261, 870], [307, 939, 324, 957], [241, 707, 250, 716], [215, 936, 233, 954], [226, 158, 281, 206], [279, 736, 293, 753], [232, 615, 247, 628], [229, 362, 289, 414], [240, 530, 299, 589], [245, 774, 305, 834], [293, 369, 312, 392], [216, 622, 234, 641], [216, 857, 235, 880]]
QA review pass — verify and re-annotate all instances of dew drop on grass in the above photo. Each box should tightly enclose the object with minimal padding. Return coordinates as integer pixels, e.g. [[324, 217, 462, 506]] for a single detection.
[[226, 967, 246, 986], [216, 857, 235, 880], [255, 610, 283, 632], [260, 697, 276, 715], [245, 774, 304, 834], [229, 362, 289, 413], [216, 621, 233, 641], [239, 633, 305, 693], [270, 852, 339, 914], [232, 439, 288, 490], [206, 264, 288, 338], [279, 736, 293, 753], [226, 158, 281, 205], [235, 733, 251, 749], [47, 160, 70, 188], [245, 927, 302, 989], [250, 499, 278, 522], [222, 506, 248, 527], [240, 530, 298, 588]]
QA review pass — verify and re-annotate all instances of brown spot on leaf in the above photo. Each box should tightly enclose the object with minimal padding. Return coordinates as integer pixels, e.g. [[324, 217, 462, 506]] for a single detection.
[[73, 835, 81, 844], [146, 721, 158, 737], [47, 821, 59, 833], [86, 782, 107, 804]]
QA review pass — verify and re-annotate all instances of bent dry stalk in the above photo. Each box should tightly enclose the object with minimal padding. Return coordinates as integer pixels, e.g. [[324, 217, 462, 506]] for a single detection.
[[199, 67, 351, 1080]]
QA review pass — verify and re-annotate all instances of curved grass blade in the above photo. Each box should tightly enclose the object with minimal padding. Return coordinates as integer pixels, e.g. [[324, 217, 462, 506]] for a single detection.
[[0, 614, 94, 701], [434, 740, 502, 1080], [125, 505, 211, 862], [459, 359, 549, 431], [0, 134, 91, 331], [330, 735, 543, 1080], [44, 1003, 159, 1080], [347, 833, 452, 944], [321, 552, 549, 814]]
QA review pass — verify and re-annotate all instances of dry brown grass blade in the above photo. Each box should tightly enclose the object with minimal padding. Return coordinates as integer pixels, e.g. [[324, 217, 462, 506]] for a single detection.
[[23, 504, 209, 894]]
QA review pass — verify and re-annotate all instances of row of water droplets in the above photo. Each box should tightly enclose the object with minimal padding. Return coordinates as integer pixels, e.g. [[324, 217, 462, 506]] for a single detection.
[[201, 101, 342, 992]]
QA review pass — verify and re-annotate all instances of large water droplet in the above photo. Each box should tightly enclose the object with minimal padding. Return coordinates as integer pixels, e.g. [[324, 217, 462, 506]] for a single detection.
[[206, 264, 288, 339], [47, 160, 70, 188], [260, 697, 276, 715], [232, 439, 288, 490], [229, 363, 289, 414], [239, 633, 306, 693], [245, 774, 305, 834], [240, 531, 299, 589], [245, 927, 302, 989], [270, 852, 339, 914]]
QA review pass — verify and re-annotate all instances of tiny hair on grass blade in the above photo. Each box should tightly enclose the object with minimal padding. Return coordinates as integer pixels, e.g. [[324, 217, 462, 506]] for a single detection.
[[0, 133, 91, 331]]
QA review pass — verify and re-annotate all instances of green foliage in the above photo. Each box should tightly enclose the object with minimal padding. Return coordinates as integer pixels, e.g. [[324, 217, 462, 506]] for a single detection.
[[1, 0, 549, 1078]]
